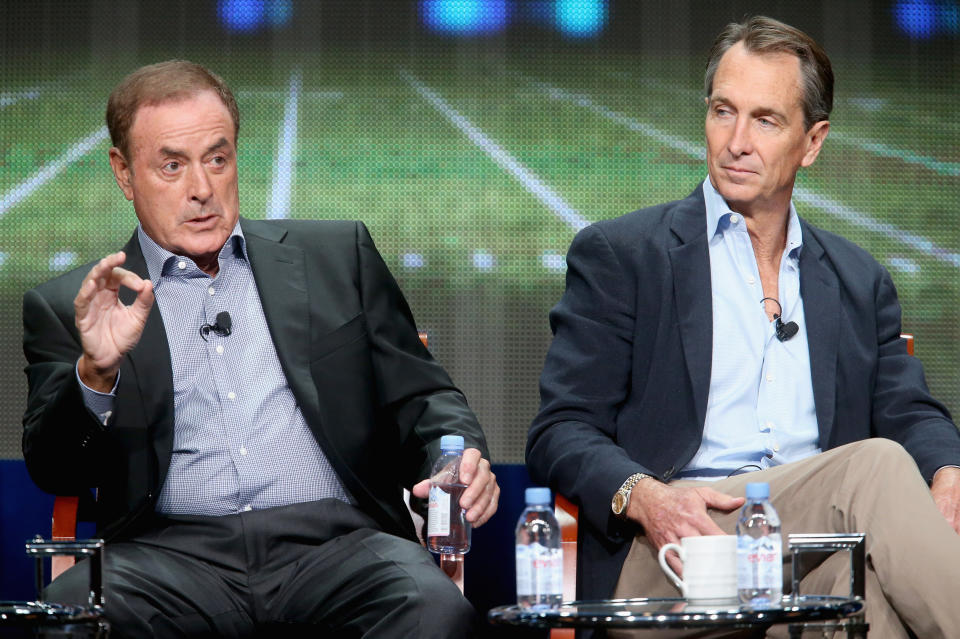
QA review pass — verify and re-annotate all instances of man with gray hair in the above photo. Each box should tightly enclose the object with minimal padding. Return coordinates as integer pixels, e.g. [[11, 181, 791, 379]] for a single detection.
[[529, 16, 960, 637]]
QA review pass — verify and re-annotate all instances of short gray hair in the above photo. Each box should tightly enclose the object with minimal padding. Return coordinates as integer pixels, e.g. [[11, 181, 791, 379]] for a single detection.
[[704, 16, 833, 130]]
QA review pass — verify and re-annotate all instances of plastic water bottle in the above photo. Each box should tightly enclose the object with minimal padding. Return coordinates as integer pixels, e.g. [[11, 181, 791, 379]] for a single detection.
[[515, 487, 563, 609], [737, 482, 783, 606], [427, 435, 471, 554]]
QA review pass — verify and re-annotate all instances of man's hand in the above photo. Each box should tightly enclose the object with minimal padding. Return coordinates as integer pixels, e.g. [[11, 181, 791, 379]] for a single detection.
[[412, 447, 500, 527], [627, 479, 744, 576], [74, 251, 154, 392], [931, 466, 960, 535]]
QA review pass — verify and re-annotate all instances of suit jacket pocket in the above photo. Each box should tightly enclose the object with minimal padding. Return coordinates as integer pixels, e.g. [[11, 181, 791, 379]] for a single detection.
[[311, 313, 367, 362]]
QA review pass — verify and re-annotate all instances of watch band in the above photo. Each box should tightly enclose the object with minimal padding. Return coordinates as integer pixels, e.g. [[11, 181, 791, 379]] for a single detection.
[[612, 472, 651, 517]]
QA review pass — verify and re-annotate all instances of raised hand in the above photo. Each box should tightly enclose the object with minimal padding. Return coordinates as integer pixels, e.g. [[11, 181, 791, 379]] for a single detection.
[[74, 251, 154, 391]]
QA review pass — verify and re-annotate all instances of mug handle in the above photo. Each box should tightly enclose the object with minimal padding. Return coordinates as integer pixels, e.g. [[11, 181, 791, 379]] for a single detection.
[[657, 542, 685, 591]]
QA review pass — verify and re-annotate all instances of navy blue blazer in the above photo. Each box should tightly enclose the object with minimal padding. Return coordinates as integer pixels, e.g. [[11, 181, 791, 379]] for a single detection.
[[527, 184, 960, 601]]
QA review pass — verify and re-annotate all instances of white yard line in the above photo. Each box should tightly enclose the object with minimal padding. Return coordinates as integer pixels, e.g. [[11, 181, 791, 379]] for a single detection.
[[401, 70, 588, 232], [531, 80, 960, 269], [266, 70, 302, 220], [0, 126, 110, 218]]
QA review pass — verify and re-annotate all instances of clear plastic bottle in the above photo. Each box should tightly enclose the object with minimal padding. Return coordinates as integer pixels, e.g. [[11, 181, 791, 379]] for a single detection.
[[515, 487, 563, 609], [427, 435, 471, 554], [737, 482, 783, 606]]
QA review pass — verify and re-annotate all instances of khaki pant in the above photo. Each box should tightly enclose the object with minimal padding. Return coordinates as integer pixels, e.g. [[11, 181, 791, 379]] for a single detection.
[[612, 439, 960, 639]]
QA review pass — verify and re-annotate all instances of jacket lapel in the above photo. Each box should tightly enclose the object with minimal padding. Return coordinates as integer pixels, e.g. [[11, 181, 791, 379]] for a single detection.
[[117, 233, 176, 492], [668, 188, 713, 431], [798, 224, 840, 447], [240, 219, 323, 423]]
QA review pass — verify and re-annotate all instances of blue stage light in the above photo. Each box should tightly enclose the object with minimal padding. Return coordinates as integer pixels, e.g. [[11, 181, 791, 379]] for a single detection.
[[893, 0, 938, 38], [556, 0, 607, 38], [421, 0, 509, 35], [218, 0, 265, 33]]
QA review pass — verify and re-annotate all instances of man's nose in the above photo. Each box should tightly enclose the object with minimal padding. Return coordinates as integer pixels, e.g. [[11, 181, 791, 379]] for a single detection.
[[727, 118, 753, 157], [188, 165, 214, 203]]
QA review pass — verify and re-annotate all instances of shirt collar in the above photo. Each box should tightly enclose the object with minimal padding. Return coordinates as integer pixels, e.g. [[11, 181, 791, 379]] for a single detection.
[[702, 178, 803, 259], [138, 220, 248, 283]]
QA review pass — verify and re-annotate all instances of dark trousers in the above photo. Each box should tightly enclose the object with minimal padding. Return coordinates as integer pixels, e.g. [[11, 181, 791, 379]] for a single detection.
[[47, 499, 474, 638]]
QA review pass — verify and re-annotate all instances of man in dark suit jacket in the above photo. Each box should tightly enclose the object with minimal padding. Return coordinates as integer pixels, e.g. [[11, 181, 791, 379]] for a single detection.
[[528, 17, 960, 638], [23, 60, 499, 638]]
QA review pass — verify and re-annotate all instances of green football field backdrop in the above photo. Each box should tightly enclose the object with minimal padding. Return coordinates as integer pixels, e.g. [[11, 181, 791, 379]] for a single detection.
[[2, 1, 958, 465]]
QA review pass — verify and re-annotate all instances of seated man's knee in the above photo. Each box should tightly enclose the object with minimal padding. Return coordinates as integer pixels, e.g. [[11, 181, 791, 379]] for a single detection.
[[853, 438, 914, 468]]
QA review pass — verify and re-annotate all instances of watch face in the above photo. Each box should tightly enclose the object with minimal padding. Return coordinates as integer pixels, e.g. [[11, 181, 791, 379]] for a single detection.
[[612, 492, 626, 514]]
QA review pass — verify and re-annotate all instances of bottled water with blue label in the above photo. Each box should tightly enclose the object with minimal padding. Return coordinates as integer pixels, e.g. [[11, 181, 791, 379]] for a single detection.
[[515, 487, 563, 609], [737, 482, 782, 606]]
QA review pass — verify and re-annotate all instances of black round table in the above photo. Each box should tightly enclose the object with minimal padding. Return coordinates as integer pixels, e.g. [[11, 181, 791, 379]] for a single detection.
[[0, 601, 107, 638], [488, 596, 865, 636]]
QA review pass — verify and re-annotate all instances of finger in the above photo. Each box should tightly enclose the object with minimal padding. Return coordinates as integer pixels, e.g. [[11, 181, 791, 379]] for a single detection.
[[411, 478, 431, 499], [667, 553, 684, 580], [131, 278, 155, 317], [470, 483, 500, 528], [458, 447, 482, 484], [458, 456, 490, 509], [699, 487, 745, 511], [460, 460, 496, 510], [465, 473, 497, 524]]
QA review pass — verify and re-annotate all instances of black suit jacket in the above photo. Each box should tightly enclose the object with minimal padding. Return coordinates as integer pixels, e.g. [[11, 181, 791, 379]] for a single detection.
[[527, 184, 960, 601], [23, 218, 487, 542]]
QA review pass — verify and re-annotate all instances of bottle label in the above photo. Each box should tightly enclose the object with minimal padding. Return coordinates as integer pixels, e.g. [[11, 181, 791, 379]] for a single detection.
[[516, 542, 563, 596], [427, 485, 450, 537], [737, 533, 782, 592]]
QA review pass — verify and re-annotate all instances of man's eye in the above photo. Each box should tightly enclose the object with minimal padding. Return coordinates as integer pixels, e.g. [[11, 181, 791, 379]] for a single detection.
[[210, 156, 226, 167], [163, 161, 180, 172], [758, 118, 774, 127]]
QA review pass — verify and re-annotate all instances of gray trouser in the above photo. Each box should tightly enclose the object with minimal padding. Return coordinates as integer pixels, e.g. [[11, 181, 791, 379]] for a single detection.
[[612, 439, 960, 639], [47, 498, 474, 638]]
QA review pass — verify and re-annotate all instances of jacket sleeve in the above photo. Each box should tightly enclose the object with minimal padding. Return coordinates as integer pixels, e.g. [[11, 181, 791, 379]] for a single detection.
[[869, 266, 960, 481], [22, 285, 110, 494], [354, 221, 490, 487], [527, 223, 656, 539]]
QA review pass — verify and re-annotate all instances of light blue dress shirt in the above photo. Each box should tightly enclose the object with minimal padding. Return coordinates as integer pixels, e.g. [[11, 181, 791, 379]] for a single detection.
[[78, 223, 351, 515], [677, 179, 821, 480]]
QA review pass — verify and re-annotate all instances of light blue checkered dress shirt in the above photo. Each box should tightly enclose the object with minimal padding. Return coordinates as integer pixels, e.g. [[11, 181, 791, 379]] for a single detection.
[[79, 223, 351, 515]]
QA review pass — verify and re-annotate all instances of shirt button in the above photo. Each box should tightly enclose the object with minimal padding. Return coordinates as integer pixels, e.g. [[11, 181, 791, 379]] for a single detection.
[[730, 214, 740, 224], [227, 391, 236, 401], [773, 443, 781, 452], [208, 286, 216, 296], [240, 446, 247, 456], [216, 344, 224, 354], [766, 373, 774, 382], [242, 505, 252, 512], [766, 421, 774, 429], [747, 276, 756, 285], [177, 261, 186, 270]]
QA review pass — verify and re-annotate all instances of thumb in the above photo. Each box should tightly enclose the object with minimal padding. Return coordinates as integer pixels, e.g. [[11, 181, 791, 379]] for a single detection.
[[132, 280, 155, 319], [699, 488, 745, 512], [411, 478, 431, 499]]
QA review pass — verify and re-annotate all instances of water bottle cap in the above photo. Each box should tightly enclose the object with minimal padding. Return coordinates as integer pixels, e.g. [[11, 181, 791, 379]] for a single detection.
[[745, 482, 770, 499], [439, 435, 464, 451], [525, 487, 552, 505]]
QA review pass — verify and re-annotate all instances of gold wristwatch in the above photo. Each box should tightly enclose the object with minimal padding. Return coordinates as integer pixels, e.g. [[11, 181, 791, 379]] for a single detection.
[[611, 472, 651, 517]]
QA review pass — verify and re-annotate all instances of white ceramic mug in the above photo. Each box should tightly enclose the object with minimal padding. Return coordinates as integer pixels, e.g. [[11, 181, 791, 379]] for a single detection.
[[657, 535, 738, 602]]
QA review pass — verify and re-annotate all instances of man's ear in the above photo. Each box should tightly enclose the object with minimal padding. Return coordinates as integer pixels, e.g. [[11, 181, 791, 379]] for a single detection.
[[800, 120, 830, 168], [108, 147, 135, 201]]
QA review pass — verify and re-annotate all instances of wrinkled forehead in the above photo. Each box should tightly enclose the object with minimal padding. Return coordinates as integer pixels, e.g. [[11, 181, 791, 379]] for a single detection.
[[128, 91, 236, 151]]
